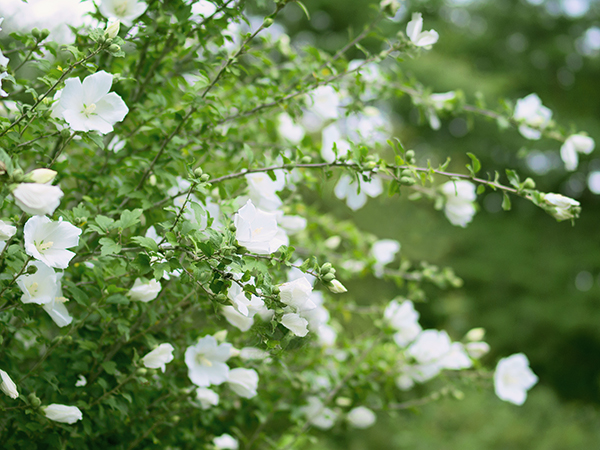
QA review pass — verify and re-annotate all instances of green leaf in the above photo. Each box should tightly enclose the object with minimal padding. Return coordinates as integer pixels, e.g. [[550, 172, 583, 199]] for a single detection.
[[466, 153, 481, 174], [99, 237, 122, 256], [101, 361, 118, 375], [505, 169, 520, 189], [115, 209, 143, 229], [94, 215, 115, 233], [86, 132, 105, 150], [131, 236, 159, 252], [502, 192, 512, 211]]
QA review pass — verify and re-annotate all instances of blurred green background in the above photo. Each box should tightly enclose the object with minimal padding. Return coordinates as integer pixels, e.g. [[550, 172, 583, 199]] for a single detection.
[[282, 0, 600, 448]]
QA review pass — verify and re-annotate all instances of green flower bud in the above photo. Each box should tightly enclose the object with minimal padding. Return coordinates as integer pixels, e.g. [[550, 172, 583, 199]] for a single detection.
[[194, 167, 203, 177], [136, 368, 148, 376], [523, 178, 536, 189], [60, 128, 71, 139], [27, 265, 38, 275], [200, 174, 210, 183], [401, 169, 413, 177], [320, 262, 333, 273], [400, 177, 415, 185], [28, 393, 42, 408], [405, 150, 415, 159], [263, 18, 274, 28], [322, 273, 336, 283], [108, 44, 121, 53], [41, 29, 51, 40], [32, 28, 41, 40], [300, 156, 312, 164]]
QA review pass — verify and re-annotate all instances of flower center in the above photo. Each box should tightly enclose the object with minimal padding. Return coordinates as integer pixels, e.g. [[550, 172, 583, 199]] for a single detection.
[[114, 2, 129, 16], [27, 282, 39, 295], [252, 227, 263, 237], [36, 240, 54, 252], [196, 354, 213, 367], [82, 103, 97, 117], [55, 296, 69, 304]]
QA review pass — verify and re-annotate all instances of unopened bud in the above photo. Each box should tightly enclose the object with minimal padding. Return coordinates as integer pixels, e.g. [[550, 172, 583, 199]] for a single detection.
[[405, 150, 415, 159], [213, 330, 228, 342], [41, 29, 50, 39], [108, 44, 121, 53], [104, 20, 120, 39], [32, 28, 41, 40], [194, 167, 203, 177], [322, 273, 336, 283], [200, 174, 210, 183], [136, 368, 148, 376], [300, 156, 312, 164], [60, 128, 71, 138], [27, 168, 57, 184], [465, 327, 485, 342], [400, 177, 416, 185], [320, 263, 333, 274], [28, 393, 42, 408], [263, 18, 274, 28], [327, 279, 347, 294], [523, 178, 536, 189]]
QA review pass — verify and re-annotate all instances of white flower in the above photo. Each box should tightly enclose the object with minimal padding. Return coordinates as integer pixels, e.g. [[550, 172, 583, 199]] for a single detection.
[[407, 329, 451, 365], [75, 375, 87, 387], [213, 434, 239, 450], [543, 193, 580, 221], [384, 299, 422, 347], [277, 113, 305, 144], [316, 324, 337, 347], [227, 367, 258, 398], [222, 306, 255, 332], [494, 353, 538, 405], [281, 313, 309, 337], [245, 172, 284, 212], [127, 278, 161, 302], [513, 93, 552, 140], [395, 372, 415, 391], [0, 369, 18, 399], [196, 387, 219, 409], [105, 19, 120, 39], [299, 396, 338, 430], [440, 180, 477, 227], [234, 200, 287, 254], [23, 216, 81, 269], [42, 272, 73, 328], [185, 335, 232, 387], [334, 174, 383, 210], [53, 71, 129, 134], [560, 134, 595, 171], [346, 406, 376, 429], [227, 282, 265, 317], [26, 168, 57, 184], [0, 49, 9, 69], [406, 13, 439, 47], [0, 219, 16, 241], [465, 341, 490, 359], [239, 347, 269, 361], [321, 122, 351, 163], [279, 277, 315, 312], [192, 1, 217, 18], [99, 0, 148, 26], [307, 85, 340, 121], [0, 72, 8, 97], [141, 343, 174, 372], [371, 239, 400, 277], [12, 183, 64, 216], [43, 404, 83, 424]]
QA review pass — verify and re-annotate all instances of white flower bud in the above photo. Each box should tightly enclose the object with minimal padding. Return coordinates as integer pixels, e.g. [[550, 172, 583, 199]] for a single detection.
[[465, 327, 485, 342], [105, 19, 120, 39], [27, 168, 57, 184], [0, 369, 18, 399], [327, 279, 347, 294], [346, 406, 376, 429], [43, 404, 83, 424]]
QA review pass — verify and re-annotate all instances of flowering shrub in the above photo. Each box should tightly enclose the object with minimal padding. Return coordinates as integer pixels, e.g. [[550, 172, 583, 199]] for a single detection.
[[0, 0, 593, 448]]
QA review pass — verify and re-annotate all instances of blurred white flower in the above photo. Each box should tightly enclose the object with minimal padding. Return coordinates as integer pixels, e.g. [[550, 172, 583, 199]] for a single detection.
[[0, 369, 18, 399], [24, 216, 81, 269], [465, 341, 490, 359], [43, 404, 83, 424], [141, 343, 175, 372], [127, 278, 161, 302], [53, 71, 129, 134], [99, 0, 148, 26], [513, 93, 552, 140], [299, 396, 338, 430], [384, 299, 422, 347], [277, 113, 305, 144], [213, 434, 239, 450], [494, 353, 538, 405], [222, 306, 255, 332], [321, 122, 351, 163], [346, 406, 376, 429], [279, 277, 315, 312], [334, 174, 383, 211], [75, 375, 87, 387], [12, 183, 64, 216], [245, 172, 284, 212], [239, 347, 269, 361], [227, 367, 258, 398], [440, 180, 477, 227], [234, 200, 287, 254], [560, 134, 595, 171], [185, 335, 232, 387], [196, 387, 219, 409], [371, 239, 400, 277], [307, 85, 340, 121], [406, 12, 439, 47], [0, 72, 8, 97]]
